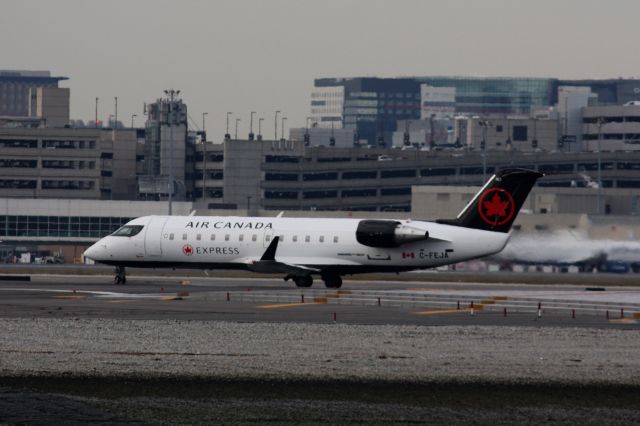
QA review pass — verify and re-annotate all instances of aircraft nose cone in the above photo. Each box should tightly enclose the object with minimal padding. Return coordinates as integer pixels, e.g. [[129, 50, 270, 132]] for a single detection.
[[84, 242, 106, 261]]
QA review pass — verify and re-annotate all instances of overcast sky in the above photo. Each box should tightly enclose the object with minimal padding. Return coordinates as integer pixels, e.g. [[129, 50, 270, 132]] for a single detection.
[[2, 0, 639, 138]]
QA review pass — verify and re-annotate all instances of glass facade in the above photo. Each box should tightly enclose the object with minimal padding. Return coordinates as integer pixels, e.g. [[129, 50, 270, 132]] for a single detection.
[[417, 77, 555, 115], [0, 215, 132, 238]]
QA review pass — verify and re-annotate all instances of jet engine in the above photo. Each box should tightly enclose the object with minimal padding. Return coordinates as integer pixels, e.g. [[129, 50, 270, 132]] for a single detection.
[[356, 220, 429, 248]]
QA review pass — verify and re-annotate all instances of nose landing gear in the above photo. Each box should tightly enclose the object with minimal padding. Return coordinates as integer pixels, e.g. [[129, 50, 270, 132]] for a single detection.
[[114, 266, 126, 285]]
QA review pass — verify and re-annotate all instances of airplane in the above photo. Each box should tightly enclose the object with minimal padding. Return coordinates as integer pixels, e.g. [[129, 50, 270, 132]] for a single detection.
[[83, 168, 543, 288]]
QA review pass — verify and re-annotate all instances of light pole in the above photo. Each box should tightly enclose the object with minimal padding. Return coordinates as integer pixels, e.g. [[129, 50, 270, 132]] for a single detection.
[[164, 89, 180, 215], [202, 112, 208, 202], [225, 112, 232, 140], [305, 117, 312, 145], [478, 120, 490, 182], [235, 118, 240, 140], [274, 110, 280, 141], [131, 114, 137, 128], [597, 117, 604, 215], [429, 114, 436, 149], [249, 111, 256, 140], [281, 117, 287, 141], [258, 118, 264, 141]]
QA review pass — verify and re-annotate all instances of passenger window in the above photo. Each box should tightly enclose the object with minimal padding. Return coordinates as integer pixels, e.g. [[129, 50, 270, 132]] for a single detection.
[[252, 234, 257, 242], [182, 233, 187, 240], [319, 236, 325, 243], [266, 235, 271, 242], [333, 236, 339, 243], [305, 235, 310, 243], [210, 234, 215, 241], [239, 234, 244, 242], [225, 234, 230, 241], [196, 234, 202, 241], [293, 235, 298, 242], [169, 233, 174, 240], [279, 235, 284, 242]]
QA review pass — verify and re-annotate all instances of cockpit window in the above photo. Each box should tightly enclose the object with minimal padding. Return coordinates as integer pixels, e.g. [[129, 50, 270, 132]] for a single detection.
[[111, 225, 144, 237]]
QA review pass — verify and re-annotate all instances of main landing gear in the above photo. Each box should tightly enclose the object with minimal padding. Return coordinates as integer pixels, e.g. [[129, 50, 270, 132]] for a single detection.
[[285, 274, 313, 288], [114, 266, 126, 285], [322, 274, 343, 289], [285, 274, 343, 289]]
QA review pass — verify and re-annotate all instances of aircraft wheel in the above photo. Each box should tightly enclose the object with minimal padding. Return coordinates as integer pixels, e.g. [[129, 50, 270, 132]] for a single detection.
[[323, 275, 342, 289], [294, 275, 313, 288], [114, 266, 126, 285]]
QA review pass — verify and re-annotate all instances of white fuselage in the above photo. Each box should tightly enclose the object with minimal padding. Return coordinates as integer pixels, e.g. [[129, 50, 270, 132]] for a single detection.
[[84, 215, 510, 274]]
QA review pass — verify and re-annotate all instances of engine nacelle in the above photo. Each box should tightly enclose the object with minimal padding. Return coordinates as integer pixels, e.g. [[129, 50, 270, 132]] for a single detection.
[[356, 220, 429, 248]]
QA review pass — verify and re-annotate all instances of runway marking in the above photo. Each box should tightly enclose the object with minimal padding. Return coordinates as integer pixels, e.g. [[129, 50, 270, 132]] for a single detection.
[[414, 308, 470, 315], [160, 295, 185, 301], [53, 295, 85, 299], [609, 318, 638, 324], [257, 302, 326, 309], [108, 300, 134, 303]]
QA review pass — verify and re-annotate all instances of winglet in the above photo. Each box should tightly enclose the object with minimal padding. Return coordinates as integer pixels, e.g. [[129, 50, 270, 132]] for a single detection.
[[260, 236, 279, 261], [276, 211, 284, 218]]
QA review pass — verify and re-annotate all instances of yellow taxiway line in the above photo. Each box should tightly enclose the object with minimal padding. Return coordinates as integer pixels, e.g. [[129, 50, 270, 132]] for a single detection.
[[257, 302, 326, 309], [414, 308, 470, 315]]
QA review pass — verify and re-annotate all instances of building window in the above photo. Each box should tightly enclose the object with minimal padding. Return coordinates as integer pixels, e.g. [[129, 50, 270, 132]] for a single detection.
[[343, 170, 377, 179], [380, 187, 411, 196], [513, 125, 528, 141], [302, 190, 338, 199], [302, 172, 338, 181], [381, 169, 416, 179], [265, 173, 298, 181], [342, 188, 377, 198], [265, 190, 298, 199]]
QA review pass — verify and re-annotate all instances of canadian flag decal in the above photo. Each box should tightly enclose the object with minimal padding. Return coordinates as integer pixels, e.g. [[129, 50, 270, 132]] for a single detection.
[[402, 252, 415, 259]]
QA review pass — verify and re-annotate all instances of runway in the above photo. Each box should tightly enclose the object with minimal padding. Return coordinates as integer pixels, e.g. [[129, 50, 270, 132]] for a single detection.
[[3, 272, 640, 424], [1, 273, 639, 328]]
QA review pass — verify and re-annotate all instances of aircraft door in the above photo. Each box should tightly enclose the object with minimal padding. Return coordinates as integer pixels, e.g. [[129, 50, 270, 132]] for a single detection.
[[144, 217, 169, 256]]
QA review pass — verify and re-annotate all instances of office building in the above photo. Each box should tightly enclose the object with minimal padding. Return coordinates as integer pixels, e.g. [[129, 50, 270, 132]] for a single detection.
[[0, 127, 141, 200], [0, 70, 68, 117], [311, 76, 640, 145], [194, 139, 640, 214], [140, 96, 195, 201]]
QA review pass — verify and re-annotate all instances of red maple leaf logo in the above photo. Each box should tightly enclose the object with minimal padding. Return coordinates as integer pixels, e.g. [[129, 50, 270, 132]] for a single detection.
[[182, 244, 193, 256], [477, 188, 515, 226], [483, 193, 509, 218]]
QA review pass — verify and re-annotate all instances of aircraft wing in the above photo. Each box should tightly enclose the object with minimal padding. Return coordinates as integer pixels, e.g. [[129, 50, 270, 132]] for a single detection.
[[247, 259, 320, 275], [245, 236, 321, 275]]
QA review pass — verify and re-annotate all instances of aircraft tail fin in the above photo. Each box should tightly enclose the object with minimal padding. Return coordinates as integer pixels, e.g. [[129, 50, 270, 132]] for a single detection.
[[436, 168, 543, 233]]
